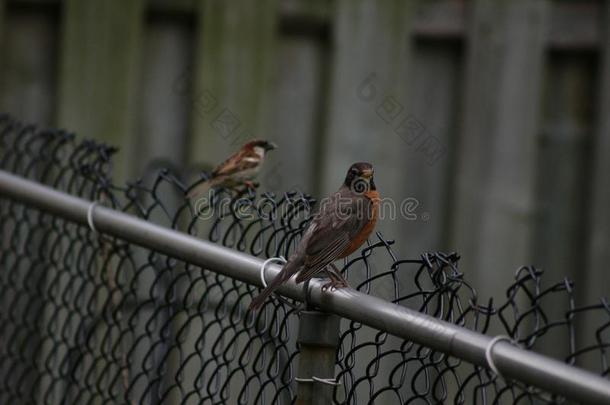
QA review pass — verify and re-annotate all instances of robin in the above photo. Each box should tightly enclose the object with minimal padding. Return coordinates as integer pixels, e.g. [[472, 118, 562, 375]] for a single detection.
[[186, 139, 277, 199], [249, 162, 380, 310]]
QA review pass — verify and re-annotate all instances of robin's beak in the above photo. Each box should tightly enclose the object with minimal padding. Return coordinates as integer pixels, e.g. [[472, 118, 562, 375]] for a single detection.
[[265, 142, 278, 151], [361, 169, 374, 178]]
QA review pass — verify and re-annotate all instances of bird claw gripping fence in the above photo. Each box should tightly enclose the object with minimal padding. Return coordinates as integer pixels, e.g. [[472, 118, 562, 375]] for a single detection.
[[0, 113, 609, 404]]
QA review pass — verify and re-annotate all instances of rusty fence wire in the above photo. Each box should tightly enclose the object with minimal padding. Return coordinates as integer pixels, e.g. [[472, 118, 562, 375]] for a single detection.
[[0, 114, 609, 404]]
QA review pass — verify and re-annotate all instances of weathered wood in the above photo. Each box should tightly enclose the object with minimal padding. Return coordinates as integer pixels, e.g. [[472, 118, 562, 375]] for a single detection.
[[180, 3, 279, 403], [0, 0, 4, 47], [582, 0, 610, 371], [133, 21, 194, 404], [187, 0, 278, 170], [587, 2, 610, 291], [0, 5, 50, 400], [136, 18, 191, 177], [266, 35, 325, 194], [0, 0, 5, 216], [0, 5, 57, 125], [451, 0, 548, 301], [402, 41, 459, 256], [321, 0, 416, 254], [0, 8, 62, 403], [55, 2, 144, 404], [534, 55, 594, 360], [321, 2, 417, 401], [57, 0, 144, 182]]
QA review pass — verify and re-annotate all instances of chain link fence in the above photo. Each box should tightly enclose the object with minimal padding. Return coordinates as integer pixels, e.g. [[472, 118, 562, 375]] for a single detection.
[[0, 114, 609, 404]]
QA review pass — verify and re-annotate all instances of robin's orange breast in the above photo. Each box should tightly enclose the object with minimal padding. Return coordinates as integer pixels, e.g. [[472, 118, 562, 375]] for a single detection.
[[340, 190, 380, 258]]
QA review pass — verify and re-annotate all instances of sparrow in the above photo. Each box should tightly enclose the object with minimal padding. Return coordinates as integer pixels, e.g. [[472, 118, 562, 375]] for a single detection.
[[249, 162, 380, 310], [187, 139, 277, 199]]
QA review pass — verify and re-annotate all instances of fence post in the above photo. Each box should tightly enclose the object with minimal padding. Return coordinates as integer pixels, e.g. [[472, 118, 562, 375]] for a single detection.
[[295, 310, 341, 405]]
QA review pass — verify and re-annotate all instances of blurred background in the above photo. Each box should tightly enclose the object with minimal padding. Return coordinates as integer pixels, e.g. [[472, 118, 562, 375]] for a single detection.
[[0, 0, 608, 316]]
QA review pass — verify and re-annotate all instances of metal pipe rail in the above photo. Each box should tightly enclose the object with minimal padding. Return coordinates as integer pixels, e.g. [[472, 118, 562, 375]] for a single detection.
[[0, 170, 609, 405]]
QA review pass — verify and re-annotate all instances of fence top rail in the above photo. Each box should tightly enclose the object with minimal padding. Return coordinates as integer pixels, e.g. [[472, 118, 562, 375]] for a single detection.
[[1, 169, 609, 404]]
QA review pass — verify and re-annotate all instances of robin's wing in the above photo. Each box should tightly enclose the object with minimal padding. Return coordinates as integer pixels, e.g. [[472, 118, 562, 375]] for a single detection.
[[294, 191, 368, 283], [212, 148, 260, 177]]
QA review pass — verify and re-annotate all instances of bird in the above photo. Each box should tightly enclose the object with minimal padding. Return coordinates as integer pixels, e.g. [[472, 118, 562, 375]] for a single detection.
[[249, 162, 380, 310], [186, 139, 277, 199]]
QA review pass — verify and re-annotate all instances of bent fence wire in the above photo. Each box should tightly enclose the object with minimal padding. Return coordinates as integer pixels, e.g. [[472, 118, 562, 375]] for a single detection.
[[0, 113, 608, 405]]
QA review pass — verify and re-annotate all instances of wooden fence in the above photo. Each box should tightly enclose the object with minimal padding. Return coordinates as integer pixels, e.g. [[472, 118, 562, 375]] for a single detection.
[[0, 0, 608, 360]]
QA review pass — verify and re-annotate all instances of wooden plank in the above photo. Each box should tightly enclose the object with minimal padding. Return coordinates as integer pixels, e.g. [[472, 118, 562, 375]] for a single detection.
[[136, 17, 192, 177], [534, 54, 594, 360], [182, 3, 278, 402], [0, 0, 5, 119], [0, 4, 58, 125], [405, 40, 454, 336], [266, 34, 325, 194], [56, 2, 144, 403], [402, 41, 460, 256], [582, 0, 610, 370], [587, 3, 610, 296], [320, 2, 417, 401], [134, 20, 193, 404], [320, 0, 417, 253], [57, 0, 145, 183], [187, 0, 278, 170], [0, 0, 4, 46], [0, 7, 61, 403], [451, 0, 548, 302]]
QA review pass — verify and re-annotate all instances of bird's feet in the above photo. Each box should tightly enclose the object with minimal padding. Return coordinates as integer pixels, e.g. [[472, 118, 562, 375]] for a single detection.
[[321, 267, 350, 292], [321, 279, 349, 292]]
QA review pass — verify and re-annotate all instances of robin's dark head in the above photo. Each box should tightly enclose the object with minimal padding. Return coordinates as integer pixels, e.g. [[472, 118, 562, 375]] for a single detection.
[[244, 139, 278, 152], [344, 162, 376, 193]]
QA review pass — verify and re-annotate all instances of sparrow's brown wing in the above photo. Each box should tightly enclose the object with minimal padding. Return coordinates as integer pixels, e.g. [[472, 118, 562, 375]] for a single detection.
[[294, 190, 369, 283], [212, 148, 260, 177], [187, 148, 260, 199]]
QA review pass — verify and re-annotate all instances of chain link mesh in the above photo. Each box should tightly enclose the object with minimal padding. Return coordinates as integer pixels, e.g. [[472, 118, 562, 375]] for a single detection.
[[0, 114, 608, 404]]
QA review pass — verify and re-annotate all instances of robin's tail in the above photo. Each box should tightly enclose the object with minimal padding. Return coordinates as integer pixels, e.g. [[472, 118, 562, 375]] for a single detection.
[[249, 260, 299, 311]]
